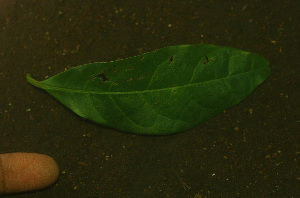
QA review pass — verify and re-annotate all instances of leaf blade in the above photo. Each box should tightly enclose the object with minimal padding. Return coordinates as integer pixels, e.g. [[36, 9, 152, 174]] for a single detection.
[[27, 44, 270, 135]]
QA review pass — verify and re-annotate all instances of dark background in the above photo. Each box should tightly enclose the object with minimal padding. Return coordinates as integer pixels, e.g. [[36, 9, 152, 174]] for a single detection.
[[0, 0, 299, 197]]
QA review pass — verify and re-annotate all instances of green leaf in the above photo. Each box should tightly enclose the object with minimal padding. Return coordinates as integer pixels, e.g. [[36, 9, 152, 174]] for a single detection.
[[26, 44, 270, 135]]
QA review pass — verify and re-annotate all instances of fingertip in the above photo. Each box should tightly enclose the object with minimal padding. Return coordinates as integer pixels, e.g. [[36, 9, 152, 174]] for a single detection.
[[0, 152, 59, 194]]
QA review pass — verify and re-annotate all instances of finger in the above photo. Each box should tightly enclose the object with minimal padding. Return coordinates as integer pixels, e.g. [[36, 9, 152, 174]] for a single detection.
[[0, 152, 59, 194]]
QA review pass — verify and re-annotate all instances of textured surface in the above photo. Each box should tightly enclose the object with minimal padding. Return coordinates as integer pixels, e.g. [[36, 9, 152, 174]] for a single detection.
[[0, 0, 298, 197], [27, 45, 270, 134]]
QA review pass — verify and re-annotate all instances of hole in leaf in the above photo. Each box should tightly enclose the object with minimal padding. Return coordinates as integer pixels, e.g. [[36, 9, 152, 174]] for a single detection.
[[169, 56, 174, 64], [203, 55, 214, 64], [93, 73, 109, 82]]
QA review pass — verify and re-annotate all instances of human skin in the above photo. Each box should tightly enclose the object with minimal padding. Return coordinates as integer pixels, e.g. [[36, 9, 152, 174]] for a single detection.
[[0, 153, 59, 194]]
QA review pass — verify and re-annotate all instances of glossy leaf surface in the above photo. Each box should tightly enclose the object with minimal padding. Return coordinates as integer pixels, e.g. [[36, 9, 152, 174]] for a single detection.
[[27, 44, 270, 135]]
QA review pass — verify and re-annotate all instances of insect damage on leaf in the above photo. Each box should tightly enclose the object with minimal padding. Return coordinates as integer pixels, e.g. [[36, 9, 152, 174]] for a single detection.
[[203, 55, 212, 64], [92, 72, 110, 82], [26, 44, 270, 135], [169, 56, 174, 64]]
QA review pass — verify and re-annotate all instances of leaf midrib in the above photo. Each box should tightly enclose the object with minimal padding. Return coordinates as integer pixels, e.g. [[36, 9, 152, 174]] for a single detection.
[[26, 68, 265, 95]]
